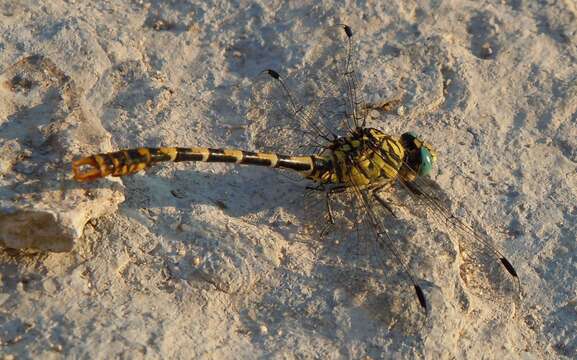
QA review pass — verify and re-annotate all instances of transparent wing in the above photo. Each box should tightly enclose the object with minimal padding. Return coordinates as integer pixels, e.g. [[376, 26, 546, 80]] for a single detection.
[[398, 175, 521, 305], [305, 24, 370, 131], [247, 25, 369, 156], [286, 179, 427, 333], [292, 182, 429, 328], [247, 69, 330, 155], [357, 135, 520, 306]]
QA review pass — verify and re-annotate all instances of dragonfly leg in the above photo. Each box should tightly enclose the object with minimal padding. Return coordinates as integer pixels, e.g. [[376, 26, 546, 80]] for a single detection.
[[325, 189, 336, 225], [373, 192, 398, 218], [370, 182, 400, 218]]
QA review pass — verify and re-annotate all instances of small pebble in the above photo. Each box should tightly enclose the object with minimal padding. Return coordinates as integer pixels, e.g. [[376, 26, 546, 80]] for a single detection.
[[192, 256, 202, 267], [43, 278, 58, 293], [480, 42, 494, 59]]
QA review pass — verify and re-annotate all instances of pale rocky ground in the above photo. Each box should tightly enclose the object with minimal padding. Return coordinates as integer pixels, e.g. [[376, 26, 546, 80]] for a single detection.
[[1, 0, 576, 359]]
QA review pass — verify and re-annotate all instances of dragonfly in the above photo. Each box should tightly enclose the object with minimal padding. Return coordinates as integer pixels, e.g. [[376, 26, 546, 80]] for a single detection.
[[71, 24, 520, 314]]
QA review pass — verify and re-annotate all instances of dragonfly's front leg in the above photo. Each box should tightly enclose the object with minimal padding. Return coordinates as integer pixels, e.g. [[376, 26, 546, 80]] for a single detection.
[[370, 182, 400, 218]]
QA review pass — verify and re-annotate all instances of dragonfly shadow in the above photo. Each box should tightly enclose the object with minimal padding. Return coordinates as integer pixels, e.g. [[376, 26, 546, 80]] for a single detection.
[[234, 261, 428, 355], [117, 164, 308, 219]]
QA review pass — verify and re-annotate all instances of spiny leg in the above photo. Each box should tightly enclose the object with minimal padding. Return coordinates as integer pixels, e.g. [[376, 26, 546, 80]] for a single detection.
[[305, 184, 349, 239], [369, 182, 399, 218], [373, 192, 398, 219], [325, 185, 350, 224]]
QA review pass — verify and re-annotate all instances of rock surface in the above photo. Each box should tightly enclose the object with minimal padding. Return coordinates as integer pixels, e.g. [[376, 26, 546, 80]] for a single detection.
[[0, 55, 124, 251], [0, 1, 576, 359]]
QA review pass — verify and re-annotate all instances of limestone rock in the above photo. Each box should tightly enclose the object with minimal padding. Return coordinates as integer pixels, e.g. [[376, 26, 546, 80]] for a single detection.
[[0, 55, 123, 252]]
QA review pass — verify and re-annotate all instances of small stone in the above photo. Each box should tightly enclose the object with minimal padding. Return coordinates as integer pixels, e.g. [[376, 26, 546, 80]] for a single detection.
[[480, 43, 494, 59], [0, 55, 124, 252], [192, 256, 202, 267], [0, 294, 10, 307], [43, 278, 58, 294], [259, 324, 268, 335]]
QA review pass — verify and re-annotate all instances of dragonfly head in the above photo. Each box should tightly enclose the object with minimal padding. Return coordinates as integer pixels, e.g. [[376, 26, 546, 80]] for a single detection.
[[400, 132, 437, 180]]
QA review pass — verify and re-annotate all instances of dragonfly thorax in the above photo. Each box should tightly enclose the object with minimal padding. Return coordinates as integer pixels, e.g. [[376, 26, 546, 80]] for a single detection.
[[308, 128, 401, 187], [308, 128, 437, 188]]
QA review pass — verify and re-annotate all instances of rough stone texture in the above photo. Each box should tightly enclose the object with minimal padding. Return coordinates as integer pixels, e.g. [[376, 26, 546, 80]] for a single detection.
[[0, 55, 124, 251], [0, 0, 576, 359]]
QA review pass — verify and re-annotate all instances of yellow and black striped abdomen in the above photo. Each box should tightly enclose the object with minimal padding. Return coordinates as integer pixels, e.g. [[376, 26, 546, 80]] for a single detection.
[[72, 147, 329, 182]]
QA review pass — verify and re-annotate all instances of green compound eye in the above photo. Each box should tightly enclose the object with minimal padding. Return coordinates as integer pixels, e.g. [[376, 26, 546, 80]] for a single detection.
[[418, 147, 434, 176], [400, 132, 436, 177]]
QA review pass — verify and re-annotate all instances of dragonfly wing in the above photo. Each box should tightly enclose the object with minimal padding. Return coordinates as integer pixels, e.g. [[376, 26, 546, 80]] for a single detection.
[[266, 182, 428, 333], [247, 25, 369, 157], [400, 175, 521, 305]]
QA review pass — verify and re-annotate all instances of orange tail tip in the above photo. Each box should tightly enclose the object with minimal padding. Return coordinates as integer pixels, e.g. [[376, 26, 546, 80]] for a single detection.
[[72, 156, 105, 182]]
